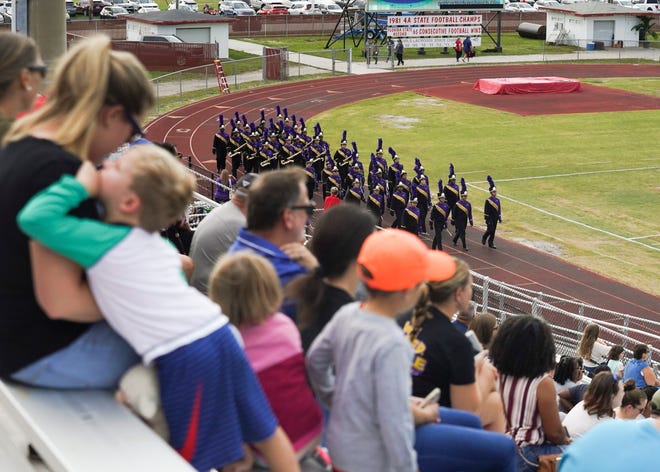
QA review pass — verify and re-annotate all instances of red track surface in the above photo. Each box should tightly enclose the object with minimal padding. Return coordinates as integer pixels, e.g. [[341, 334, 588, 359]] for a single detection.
[[146, 64, 660, 321]]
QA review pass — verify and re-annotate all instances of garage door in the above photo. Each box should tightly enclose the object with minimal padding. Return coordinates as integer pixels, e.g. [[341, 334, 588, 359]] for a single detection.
[[175, 27, 210, 44], [593, 20, 614, 47]]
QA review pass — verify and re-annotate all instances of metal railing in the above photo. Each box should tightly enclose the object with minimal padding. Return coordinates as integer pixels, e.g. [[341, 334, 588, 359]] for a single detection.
[[151, 49, 353, 113], [472, 272, 660, 369]]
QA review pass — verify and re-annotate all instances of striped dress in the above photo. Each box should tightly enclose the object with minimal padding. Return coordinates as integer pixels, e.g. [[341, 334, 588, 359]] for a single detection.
[[499, 374, 548, 447]]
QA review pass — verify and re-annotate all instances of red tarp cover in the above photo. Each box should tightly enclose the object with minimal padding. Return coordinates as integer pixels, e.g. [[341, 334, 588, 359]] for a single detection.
[[473, 77, 582, 95]]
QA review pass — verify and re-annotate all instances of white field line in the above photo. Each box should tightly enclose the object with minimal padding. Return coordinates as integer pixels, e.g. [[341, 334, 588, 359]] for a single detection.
[[630, 234, 660, 240], [467, 165, 660, 252], [496, 166, 658, 183]]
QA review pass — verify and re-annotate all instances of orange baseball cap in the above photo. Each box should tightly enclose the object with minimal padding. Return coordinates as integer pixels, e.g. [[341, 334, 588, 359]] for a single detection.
[[357, 229, 456, 291]]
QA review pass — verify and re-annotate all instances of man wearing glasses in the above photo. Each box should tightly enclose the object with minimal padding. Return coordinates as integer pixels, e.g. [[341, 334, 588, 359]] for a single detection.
[[229, 168, 319, 320]]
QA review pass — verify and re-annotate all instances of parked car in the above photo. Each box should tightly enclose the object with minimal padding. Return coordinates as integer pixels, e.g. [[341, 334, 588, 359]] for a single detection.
[[110, 1, 139, 13], [633, 0, 659, 11], [142, 34, 185, 42], [66, 0, 78, 16], [252, 0, 292, 10], [100, 6, 129, 17], [505, 2, 537, 12], [320, 1, 342, 13], [535, 0, 560, 6], [289, 1, 314, 14], [219, 1, 257, 15], [613, 0, 636, 7], [168, 3, 194, 10], [168, 0, 199, 10], [257, 3, 290, 13], [76, 1, 112, 16], [135, 0, 160, 12]]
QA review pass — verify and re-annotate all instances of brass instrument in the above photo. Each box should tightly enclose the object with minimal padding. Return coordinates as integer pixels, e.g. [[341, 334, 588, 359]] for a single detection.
[[227, 142, 247, 158]]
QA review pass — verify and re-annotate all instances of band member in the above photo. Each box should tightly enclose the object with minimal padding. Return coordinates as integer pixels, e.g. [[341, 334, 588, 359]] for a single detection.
[[344, 179, 364, 205], [451, 178, 473, 251], [334, 130, 352, 183], [391, 183, 408, 229], [444, 163, 460, 210], [414, 176, 430, 234], [212, 114, 230, 172], [430, 189, 450, 251], [228, 119, 245, 177], [402, 198, 420, 236], [303, 160, 317, 200], [366, 185, 385, 226], [482, 175, 503, 249]]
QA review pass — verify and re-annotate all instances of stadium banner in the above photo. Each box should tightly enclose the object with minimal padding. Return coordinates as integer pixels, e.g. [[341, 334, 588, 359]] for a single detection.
[[387, 15, 482, 26], [389, 25, 482, 37], [401, 37, 483, 48], [366, 0, 503, 12]]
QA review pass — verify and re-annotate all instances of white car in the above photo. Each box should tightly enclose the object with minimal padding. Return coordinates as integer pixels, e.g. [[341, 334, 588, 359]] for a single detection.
[[219, 1, 257, 15], [100, 5, 129, 17], [136, 0, 160, 12], [252, 0, 293, 10], [168, 0, 199, 10], [535, 0, 560, 6], [289, 1, 314, 13], [632, 0, 659, 11], [614, 0, 636, 7], [505, 2, 537, 12]]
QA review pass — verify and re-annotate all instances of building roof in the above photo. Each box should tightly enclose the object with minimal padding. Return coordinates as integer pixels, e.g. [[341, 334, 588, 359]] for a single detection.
[[126, 10, 234, 25], [538, 3, 656, 17]]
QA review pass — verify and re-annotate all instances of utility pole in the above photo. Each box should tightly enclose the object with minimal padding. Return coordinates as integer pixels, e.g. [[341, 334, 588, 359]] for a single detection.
[[13, 0, 67, 68]]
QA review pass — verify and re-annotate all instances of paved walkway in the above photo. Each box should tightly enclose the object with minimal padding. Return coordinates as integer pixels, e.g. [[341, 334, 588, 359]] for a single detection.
[[229, 38, 660, 74]]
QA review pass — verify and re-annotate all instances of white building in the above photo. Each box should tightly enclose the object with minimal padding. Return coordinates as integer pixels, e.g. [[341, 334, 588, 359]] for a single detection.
[[125, 10, 233, 58], [538, 3, 653, 47]]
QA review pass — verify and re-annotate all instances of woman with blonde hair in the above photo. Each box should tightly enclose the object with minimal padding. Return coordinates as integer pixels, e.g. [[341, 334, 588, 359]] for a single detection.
[[0, 35, 154, 388], [209, 251, 323, 462], [577, 323, 609, 376], [0, 32, 45, 141], [404, 257, 505, 433]]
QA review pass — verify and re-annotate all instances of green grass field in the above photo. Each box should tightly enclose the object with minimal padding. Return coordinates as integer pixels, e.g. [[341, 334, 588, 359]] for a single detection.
[[309, 83, 660, 297]]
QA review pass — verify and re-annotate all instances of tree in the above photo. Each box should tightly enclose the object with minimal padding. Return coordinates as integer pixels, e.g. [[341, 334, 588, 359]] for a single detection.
[[631, 15, 658, 42]]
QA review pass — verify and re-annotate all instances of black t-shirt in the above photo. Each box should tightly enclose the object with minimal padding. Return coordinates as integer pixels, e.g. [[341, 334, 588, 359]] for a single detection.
[[300, 284, 353, 353], [0, 137, 98, 378], [405, 306, 475, 407]]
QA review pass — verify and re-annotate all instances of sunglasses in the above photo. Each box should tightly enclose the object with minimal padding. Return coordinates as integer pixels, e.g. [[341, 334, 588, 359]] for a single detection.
[[27, 64, 48, 79], [124, 109, 145, 141], [289, 202, 316, 217]]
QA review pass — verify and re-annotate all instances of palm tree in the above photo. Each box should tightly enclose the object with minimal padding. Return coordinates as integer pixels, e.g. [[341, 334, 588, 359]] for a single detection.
[[631, 16, 658, 45]]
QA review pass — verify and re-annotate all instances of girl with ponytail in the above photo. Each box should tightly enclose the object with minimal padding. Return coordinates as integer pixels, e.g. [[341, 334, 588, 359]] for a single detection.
[[404, 257, 506, 433]]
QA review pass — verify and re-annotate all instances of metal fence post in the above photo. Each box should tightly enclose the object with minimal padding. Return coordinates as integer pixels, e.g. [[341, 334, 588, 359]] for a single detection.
[[332, 49, 336, 74], [482, 276, 490, 312], [347, 48, 352, 75]]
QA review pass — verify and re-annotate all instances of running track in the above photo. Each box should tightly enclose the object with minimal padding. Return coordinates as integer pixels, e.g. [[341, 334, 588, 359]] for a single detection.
[[146, 64, 660, 322]]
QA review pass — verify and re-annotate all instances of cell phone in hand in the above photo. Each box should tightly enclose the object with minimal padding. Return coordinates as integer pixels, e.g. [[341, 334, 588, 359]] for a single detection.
[[465, 330, 483, 353], [420, 387, 441, 408]]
